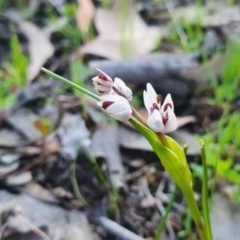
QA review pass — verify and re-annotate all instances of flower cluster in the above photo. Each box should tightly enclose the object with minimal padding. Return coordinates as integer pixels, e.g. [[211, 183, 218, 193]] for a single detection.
[[92, 70, 177, 133]]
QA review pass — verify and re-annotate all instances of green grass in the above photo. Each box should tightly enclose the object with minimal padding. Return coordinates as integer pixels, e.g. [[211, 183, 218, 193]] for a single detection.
[[69, 58, 95, 117], [162, 0, 204, 52], [0, 32, 28, 110], [200, 36, 240, 184]]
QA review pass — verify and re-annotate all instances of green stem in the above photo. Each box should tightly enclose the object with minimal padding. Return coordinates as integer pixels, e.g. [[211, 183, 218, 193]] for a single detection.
[[41, 67, 100, 101]]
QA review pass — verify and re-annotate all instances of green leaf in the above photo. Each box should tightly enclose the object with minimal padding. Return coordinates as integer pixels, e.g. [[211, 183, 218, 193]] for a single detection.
[[165, 135, 188, 167], [200, 140, 213, 240], [129, 118, 208, 240], [226, 169, 240, 184], [129, 118, 192, 188], [216, 159, 232, 176]]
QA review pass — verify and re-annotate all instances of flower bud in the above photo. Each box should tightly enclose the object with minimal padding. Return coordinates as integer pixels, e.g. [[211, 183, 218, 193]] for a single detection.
[[113, 78, 132, 101], [98, 95, 132, 121], [92, 69, 113, 95]]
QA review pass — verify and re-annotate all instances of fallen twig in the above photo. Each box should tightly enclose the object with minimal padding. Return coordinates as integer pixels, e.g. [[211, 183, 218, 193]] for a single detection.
[[97, 216, 144, 240]]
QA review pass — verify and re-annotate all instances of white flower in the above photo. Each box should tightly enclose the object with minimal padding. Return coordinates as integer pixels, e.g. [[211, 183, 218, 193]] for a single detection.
[[143, 83, 177, 133], [112, 78, 132, 101], [92, 69, 113, 95], [98, 94, 132, 121]]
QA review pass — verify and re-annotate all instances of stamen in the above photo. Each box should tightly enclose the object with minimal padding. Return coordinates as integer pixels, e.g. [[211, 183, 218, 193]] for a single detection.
[[156, 94, 162, 104]]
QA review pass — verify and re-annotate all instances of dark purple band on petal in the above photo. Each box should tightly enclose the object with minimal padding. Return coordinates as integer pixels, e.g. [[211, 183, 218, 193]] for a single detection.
[[99, 73, 108, 81], [102, 101, 113, 109], [150, 103, 160, 114], [163, 103, 172, 112], [162, 115, 168, 125], [112, 86, 125, 98]]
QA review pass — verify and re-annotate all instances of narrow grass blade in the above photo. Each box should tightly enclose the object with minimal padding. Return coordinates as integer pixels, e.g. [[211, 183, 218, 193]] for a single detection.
[[154, 185, 178, 240], [70, 158, 89, 206], [85, 148, 109, 187], [200, 140, 213, 240]]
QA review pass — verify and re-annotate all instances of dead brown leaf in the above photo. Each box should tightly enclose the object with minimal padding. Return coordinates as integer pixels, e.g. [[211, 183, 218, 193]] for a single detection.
[[79, 0, 164, 60], [76, 0, 95, 35], [18, 21, 54, 82]]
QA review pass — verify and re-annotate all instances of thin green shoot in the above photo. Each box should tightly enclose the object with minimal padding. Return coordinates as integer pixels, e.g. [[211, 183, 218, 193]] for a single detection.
[[70, 157, 89, 206], [45, 3, 82, 50], [62, 3, 78, 17], [85, 148, 109, 187], [9, 32, 28, 87], [177, 210, 194, 238], [109, 187, 119, 214], [0, 32, 28, 110], [119, 0, 132, 58], [200, 140, 213, 240], [219, 39, 240, 102], [154, 185, 178, 240]]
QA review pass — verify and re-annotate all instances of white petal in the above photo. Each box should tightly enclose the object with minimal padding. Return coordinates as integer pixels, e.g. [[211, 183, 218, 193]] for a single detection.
[[143, 90, 151, 114], [146, 83, 157, 104], [100, 94, 128, 104], [114, 77, 125, 88], [163, 108, 177, 133], [147, 110, 164, 132], [113, 78, 132, 101], [95, 85, 111, 92], [161, 94, 174, 112], [106, 101, 132, 121], [109, 109, 132, 121], [95, 78, 113, 86], [97, 101, 102, 107]]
